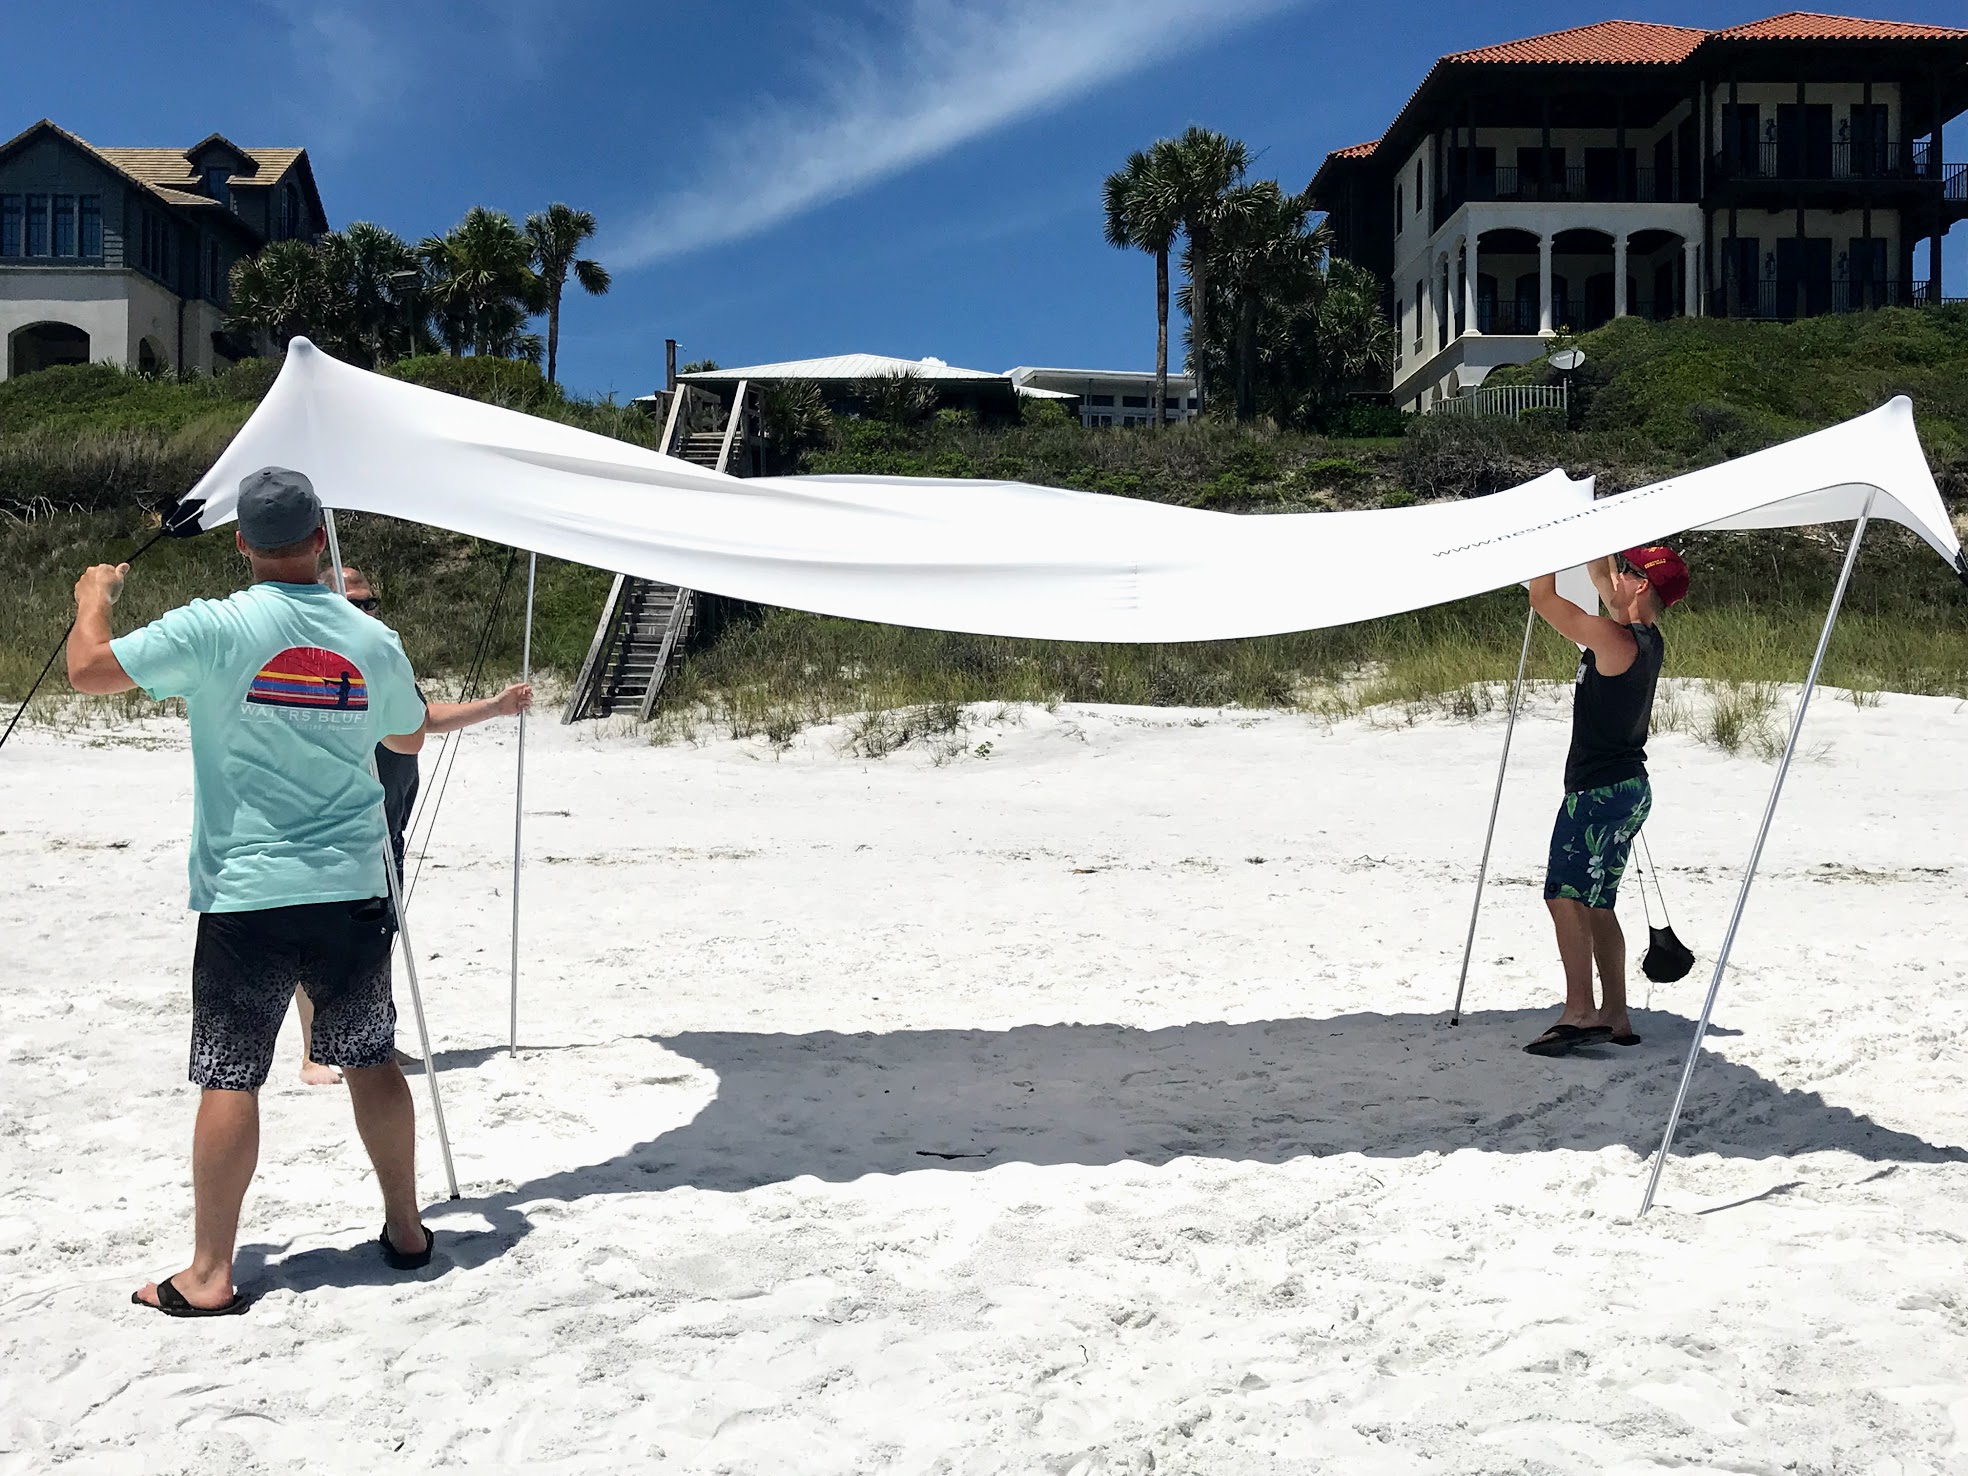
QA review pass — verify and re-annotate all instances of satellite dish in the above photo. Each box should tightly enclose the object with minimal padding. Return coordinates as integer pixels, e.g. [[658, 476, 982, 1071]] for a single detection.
[[1549, 348, 1585, 372]]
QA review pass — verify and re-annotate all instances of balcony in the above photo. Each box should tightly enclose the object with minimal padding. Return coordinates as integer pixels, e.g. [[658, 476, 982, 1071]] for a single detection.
[[1709, 140, 1950, 186], [1706, 279, 1964, 321]]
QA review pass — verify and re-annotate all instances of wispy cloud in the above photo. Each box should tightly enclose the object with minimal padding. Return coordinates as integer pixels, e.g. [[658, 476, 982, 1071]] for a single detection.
[[265, 0, 412, 153], [264, 0, 580, 153], [607, 0, 1299, 269]]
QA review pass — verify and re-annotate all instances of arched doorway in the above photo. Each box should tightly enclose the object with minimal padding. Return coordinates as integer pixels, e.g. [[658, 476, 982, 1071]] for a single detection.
[[1476, 228, 1540, 333], [1552, 230, 1615, 331], [136, 338, 164, 376], [7, 321, 89, 378]]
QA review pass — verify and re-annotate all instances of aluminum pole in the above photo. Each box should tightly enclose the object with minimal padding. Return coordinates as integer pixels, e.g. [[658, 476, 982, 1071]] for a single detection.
[[1450, 607, 1538, 1024], [1638, 492, 1875, 1216], [325, 513, 461, 1199], [509, 552, 536, 1058]]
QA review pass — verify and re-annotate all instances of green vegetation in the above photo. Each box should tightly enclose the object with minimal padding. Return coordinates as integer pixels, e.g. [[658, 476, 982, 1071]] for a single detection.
[[5, 309, 1968, 743]]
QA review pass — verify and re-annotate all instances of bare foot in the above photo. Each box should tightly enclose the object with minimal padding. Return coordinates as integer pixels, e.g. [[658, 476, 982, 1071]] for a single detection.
[[392, 1047, 420, 1069], [132, 1266, 236, 1311], [301, 1059, 344, 1086]]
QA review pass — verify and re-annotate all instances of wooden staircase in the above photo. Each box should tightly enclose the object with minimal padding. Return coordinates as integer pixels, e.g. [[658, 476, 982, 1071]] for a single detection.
[[561, 380, 759, 723]]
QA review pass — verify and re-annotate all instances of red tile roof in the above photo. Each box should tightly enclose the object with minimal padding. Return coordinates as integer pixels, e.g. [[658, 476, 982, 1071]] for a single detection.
[[1328, 140, 1380, 161], [1714, 11, 1968, 41], [1444, 19, 1707, 66]]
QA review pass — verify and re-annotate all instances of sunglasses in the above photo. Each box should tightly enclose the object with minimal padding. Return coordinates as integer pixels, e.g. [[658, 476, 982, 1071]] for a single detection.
[[1614, 555, 1641, 578], [347, 596, 380, 612]]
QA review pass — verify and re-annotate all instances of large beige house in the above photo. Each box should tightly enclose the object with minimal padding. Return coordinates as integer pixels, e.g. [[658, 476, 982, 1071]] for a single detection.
[[1309, 13, 1968, 411], [0, 120, 326, 382]]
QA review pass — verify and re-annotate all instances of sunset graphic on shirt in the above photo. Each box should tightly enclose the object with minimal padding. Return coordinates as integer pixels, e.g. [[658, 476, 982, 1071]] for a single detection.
[[245, 647, 369, 711]]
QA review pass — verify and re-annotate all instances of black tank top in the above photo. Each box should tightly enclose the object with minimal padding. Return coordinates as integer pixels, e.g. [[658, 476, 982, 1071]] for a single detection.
[[1564, 623, 1664, 793]]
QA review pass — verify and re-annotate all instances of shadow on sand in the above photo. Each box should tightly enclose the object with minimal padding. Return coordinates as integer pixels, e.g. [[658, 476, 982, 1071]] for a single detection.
[[240, 1005, 1965, 1294]]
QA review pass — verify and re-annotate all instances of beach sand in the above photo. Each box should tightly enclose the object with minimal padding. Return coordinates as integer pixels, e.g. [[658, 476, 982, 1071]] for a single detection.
[[3, 688, 1965, 1474]]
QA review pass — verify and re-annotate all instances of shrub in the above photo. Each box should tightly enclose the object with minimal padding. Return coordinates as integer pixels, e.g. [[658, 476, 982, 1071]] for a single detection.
[[1313, 400, 1409, 438], [1020, 397, 1074, 427], [1398, 413, 1559, 499], [385, 354, 565, 410]]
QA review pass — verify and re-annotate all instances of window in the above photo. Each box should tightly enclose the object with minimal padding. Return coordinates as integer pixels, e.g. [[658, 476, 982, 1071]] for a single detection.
[[207, 239, 223, 300], [1122, 395, 1148, 409], [1415, 158, 1423, 209], [203, 167, 231, 207], [79, 196, 101, 257], [53, 195, 76, 256], [1396, 184, 1403, 231], [139, 210, 176, 283], [1088, 393, 1115, 406], [1186, 397, 1198, 408], [0, 195, 20, 257], [279, 183, 301, 238], [1414, 280, 1424, 353], [26, 194, 49, 256]]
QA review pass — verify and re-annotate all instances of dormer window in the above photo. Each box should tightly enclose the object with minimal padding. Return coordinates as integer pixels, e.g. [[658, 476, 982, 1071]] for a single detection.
[[203, 167, 231, 206]]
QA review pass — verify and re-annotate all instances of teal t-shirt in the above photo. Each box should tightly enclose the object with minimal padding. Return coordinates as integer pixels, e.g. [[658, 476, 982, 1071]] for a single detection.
[[111, 581, 427, 913]]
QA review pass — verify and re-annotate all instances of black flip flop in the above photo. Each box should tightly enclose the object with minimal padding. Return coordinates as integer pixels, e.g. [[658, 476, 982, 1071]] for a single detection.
[[132, 1275, 249, 1318], [1610, 1032, 1642, 1047], [1523, 1024, 1614, 1057], [379, 1224, 434, 1271]]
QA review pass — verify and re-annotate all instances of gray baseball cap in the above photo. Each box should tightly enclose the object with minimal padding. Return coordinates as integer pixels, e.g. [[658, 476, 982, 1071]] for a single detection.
[[237, 467, 323, 550]]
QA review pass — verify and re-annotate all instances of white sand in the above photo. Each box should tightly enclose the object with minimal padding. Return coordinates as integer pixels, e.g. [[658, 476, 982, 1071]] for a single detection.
[[3, 689, 1967, 1474]]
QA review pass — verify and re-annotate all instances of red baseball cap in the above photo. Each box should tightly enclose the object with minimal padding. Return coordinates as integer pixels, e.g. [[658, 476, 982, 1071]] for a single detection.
[[1621, 545, 1689, 607]]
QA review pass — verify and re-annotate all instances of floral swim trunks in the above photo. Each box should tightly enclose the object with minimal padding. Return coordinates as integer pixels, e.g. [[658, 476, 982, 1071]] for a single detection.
[[1544, 776, 1652, 909]]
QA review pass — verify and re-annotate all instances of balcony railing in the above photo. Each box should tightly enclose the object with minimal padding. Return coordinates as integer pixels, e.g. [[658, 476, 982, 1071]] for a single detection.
[[1709, 140, 1943, 184], [1476, 298, 1679, 334], [1438, 166, 1679, 214], [1706, 279, 1958, 320], [1429, 382, 1569, 420]]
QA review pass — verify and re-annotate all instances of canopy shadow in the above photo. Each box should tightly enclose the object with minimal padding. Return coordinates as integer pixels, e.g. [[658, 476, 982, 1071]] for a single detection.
[[239, 1006, 1964, 1295]]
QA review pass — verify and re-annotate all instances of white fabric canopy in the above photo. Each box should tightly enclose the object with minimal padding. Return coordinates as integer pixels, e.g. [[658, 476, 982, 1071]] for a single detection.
[[175, 339, 1963, 640]]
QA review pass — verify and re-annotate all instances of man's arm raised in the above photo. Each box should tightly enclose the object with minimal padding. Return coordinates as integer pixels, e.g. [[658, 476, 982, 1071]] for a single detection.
[[67, 565, 138, 695], [1530, 572, 1638, 677]]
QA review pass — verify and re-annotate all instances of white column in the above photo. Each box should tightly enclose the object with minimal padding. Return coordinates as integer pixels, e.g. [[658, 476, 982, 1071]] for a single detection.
[[1432, 254, 1447, 350], [1614, 233, 1630, 317], [1461, 236, 1480, 336], [1684, 240, 1702, 317], [1539, 235, 1555, 334]]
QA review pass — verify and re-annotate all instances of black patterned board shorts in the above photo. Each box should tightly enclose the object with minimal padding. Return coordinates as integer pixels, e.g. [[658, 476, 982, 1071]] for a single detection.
[[1544, 776, 1653, 910], [190, 899, 397, 1090]]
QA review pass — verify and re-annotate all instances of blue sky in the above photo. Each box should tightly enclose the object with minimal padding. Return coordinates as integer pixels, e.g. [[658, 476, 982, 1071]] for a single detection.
[[9, 0, 1966, 398]]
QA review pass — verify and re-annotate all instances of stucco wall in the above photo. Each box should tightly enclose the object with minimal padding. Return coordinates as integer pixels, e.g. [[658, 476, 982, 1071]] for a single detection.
[[0, 269, 129, 381]]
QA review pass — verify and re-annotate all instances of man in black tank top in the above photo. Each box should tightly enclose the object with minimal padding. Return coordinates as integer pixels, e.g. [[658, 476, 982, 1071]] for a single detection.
[[1523, 545, 1688, 1057]]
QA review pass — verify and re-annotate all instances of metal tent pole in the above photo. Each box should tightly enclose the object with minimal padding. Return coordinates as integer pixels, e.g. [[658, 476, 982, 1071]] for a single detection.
[[1450, 607, 1538, 1025], [510, 553, 536, 1058], [325, 512, 461, 1199], [1638, 492, 1876, 1216]]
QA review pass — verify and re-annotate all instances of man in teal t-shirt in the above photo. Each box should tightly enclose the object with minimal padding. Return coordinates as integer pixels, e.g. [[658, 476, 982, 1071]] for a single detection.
[[68, 467, 437, 1317]]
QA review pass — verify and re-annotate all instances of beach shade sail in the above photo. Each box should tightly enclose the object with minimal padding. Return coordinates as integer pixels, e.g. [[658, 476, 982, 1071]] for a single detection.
[[168, 341, 1964, 642], [156, 339, 1968, 1216]]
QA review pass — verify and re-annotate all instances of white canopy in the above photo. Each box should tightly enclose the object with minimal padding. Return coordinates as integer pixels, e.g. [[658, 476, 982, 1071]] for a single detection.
[[175, 339, 1963, 640]]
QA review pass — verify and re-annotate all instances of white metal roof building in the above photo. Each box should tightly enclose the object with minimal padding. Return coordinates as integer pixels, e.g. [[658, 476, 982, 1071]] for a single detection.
[[1004, 367, 1200, 428], [679, 353, 1008, 385]]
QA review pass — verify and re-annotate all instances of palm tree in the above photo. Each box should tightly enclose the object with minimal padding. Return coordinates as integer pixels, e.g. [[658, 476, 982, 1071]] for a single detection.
[[1103, 147, 1183, 425], [525, 204, 611, 386], [318, 222, 422, 368], [227, 240, 330, 350], [1180, 189, 1393, 427], [418, 207, 541, 358], [1161, 127, 1250, 416], [1208, 182, 1323, 421]]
